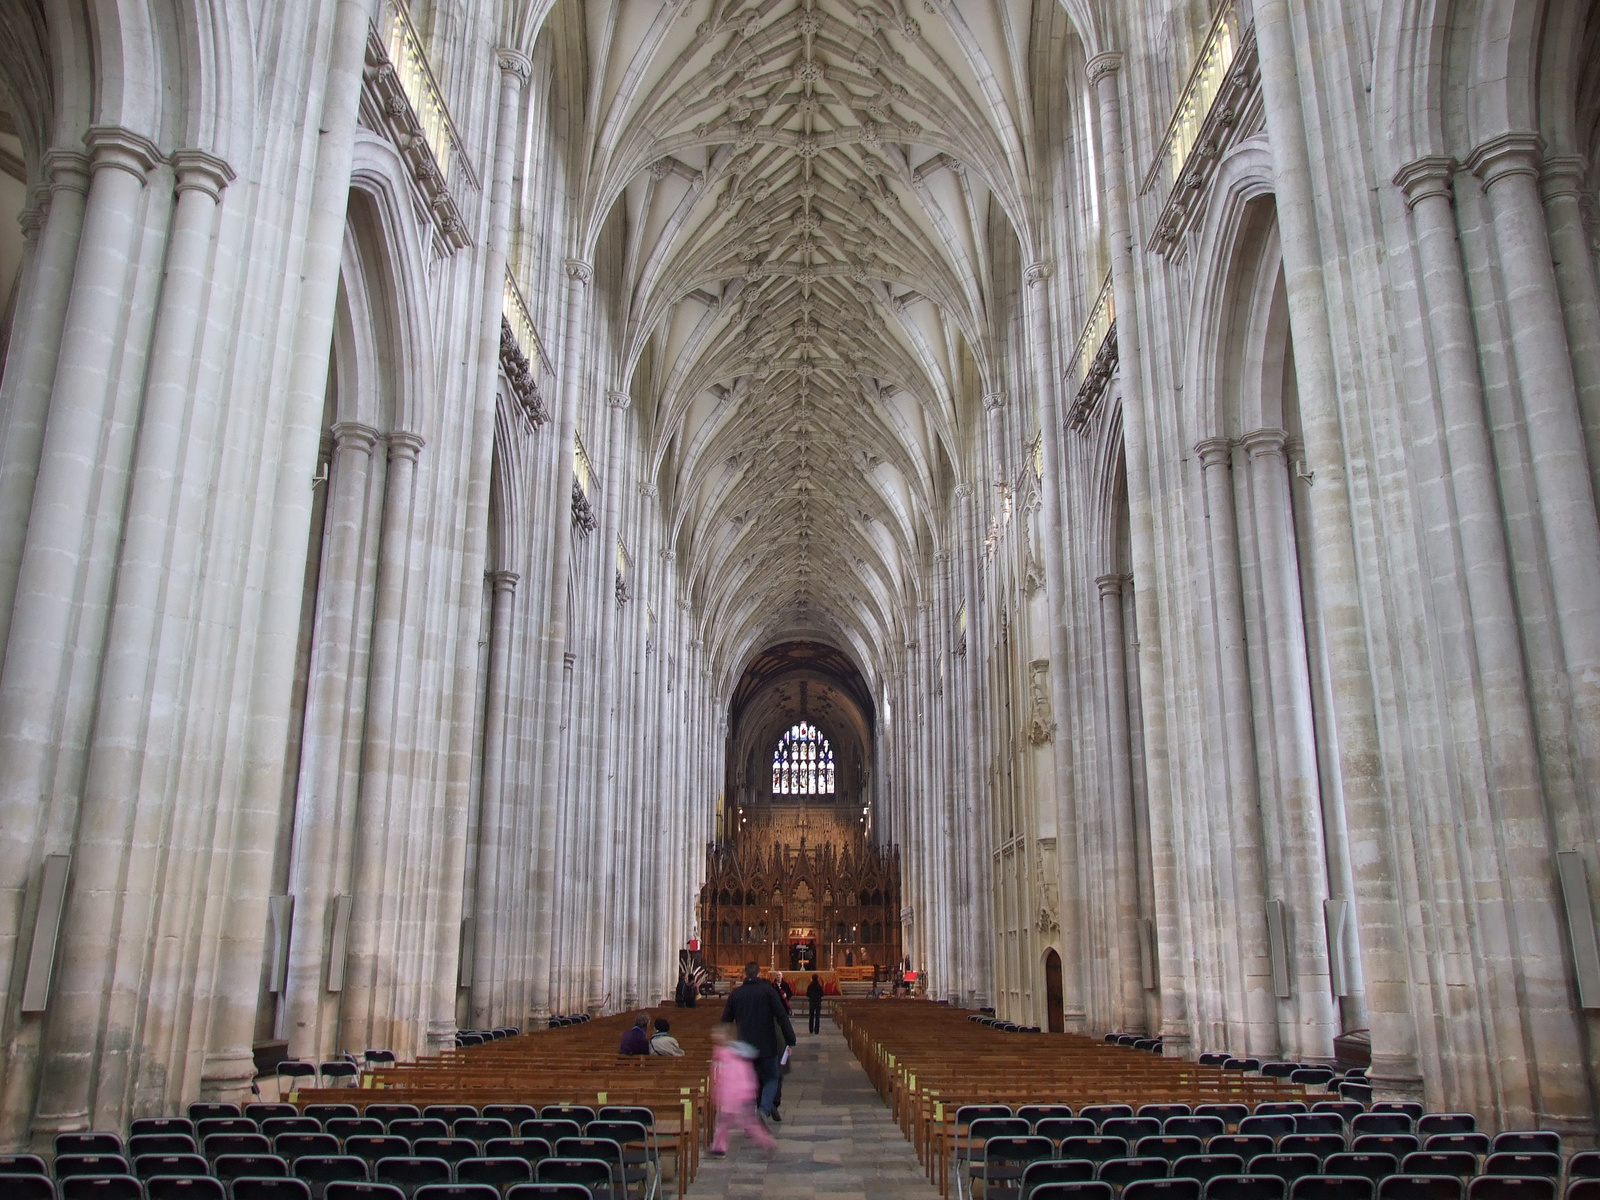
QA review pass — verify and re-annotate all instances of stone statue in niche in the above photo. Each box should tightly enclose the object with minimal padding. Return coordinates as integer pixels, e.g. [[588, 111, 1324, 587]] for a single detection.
[[1028, 658, 1055, 745], [1022, 487, 1046, 596], [1034, 837, 1061, 935]]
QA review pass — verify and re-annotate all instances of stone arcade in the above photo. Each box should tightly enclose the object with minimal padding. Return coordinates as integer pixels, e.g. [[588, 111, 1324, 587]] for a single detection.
[[0, 0, 1597, 1148]]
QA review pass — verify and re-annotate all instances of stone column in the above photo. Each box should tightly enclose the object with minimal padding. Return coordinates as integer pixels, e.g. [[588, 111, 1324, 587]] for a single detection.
[[283, 421, 380, 1059], [341, 430, 424, 1049], [1468, 135, 1600, 838], [223, 0, 380, 1088], [1239, 428, 1337, 1058], [1540, 156, 1600, 508], [1254, 1, 1420, 1092], [0, 149, 89, 660], [1197, 437, 1276, 1056], [440, 42, 533, 1048], [1097, 573, 1146, 1032], [32, 149, 235, 1127], [1024, 262, 1086, 1030], [470, 569, 519, 1027], [529, 259, 592, 1025], [0, 126, 162, 1145], [1087, 49, 1188, 1050]]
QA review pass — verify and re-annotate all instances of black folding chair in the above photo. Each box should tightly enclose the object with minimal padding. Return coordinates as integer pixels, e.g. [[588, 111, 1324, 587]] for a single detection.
[[56, 1135, 124, 1158], [204, 1134, 273, 1163], [1291, 1180, 1374, 1200], [390, 1121, 450, 1143], [1203, 1177, 1285, 1200], [303, 1107, 360, 1123], [1279, 1136, 1346, 1163], [189, 1103, 243, 1121], [1483, 1157, 1562, 1182], [520, 1123, 582, 1146], [484, 1107, 539, 1127], [1489, 1135, 1560, 1158], [1126, 1181, 1201, 1200], [1243, 1154, 1320, 1186], [326, 1119, 386, 1142], [61, 1179, 144, 1200], [326, 1186, 407, 1200], [1423, 1137, 1487, 1159], [1030, 1185, 1114, 1200], [342, 1138, 413, 1174], [1468, 1181, 1556, 1200], [129, 1134, 198, 1158], [1024, 1161, 1097, 1196], [484, 1140, 553, 1168], [364, 1108, 422, 1127], [1291, 1070, 1337, 1089], [1209, 1138, 1275, 1163], [266, 1119, 324, 1138], [1371, 1105, 1423, 1124], [132, 1119, 196, 1139], [145, 1177, 227, 1200], [233, 1181, 315, 1200], [214, 1154, 289, 1184], [457, 1157, 534, 1192], [1323, 1155, 1399, 1184], [1399, 1154, 1477, 1181], [1021, 1106, 1077, 1125], [536, 1157, 615, 1200], [453, 1121, 515, 1150], [1352, 1116, 1414, 1139], [1140, 1138, 1206, 1164], [1376, 1178, 1464, 1200], [982, 1136, 1056, 1200], [55, 1155, 131, 1180], [1294, 1116, 1347, 1137], [583, 1121, 655, 1200], [134, 1155, 210, 1181], [1038, 1119, 1099, 1146], [1239, 1117, 1296, 1142], [1061, 1137, 1132, 1166], [278, 1062, 319, 1095], [1140, 1107, 1193, 1122], [374, 1157, 451, 1198], [1168, 1120, 1227, 1141], [1255, 1104, 1308, 1115], [1099, 1158, 1171, 1190], [411, 1140, 479, 1170], [1171, 1156, 1245, 1187], [539, 1108, 594, 1131], [504, 1186, 594, 1200], [2, 1176, 54, 1200], [199, 1119, 261, 1139], [1568, 1185, 1600, 1200], [1195, 1111, 1251, 1133], [423, 1108, 479, 1126], [0, 1154, 48, 1177], [1105, 1121, 1164, 1144], [1353, 1137, 1420, 1159], [1570, 1155, 1600, 1181], [1083, 1107, 1138, 1129], [414, 1187, 500, 1200], [320, 1062, 360, 1089], [293, 1156, 370, 1200], [1417, 1117, 1475, 1138]]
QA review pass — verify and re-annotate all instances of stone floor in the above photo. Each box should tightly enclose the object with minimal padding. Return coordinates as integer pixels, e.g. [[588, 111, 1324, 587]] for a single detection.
[[686, 1017, 943, 1199]]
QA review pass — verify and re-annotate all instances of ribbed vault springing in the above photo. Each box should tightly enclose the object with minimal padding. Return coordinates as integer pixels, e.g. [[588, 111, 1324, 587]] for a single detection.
[[556, 0, 1080, 691]]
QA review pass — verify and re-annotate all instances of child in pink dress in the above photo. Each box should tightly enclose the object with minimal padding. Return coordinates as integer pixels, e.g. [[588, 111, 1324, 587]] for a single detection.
[[709, 1024, 777, 1157]]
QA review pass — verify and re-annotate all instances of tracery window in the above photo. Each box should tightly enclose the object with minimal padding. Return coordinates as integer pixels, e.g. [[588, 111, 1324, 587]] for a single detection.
[[771, 720, 836, 794]]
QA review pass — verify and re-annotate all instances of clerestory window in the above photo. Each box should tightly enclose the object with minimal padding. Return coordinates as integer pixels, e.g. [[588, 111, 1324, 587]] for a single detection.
[[771, 720, 835, 795]]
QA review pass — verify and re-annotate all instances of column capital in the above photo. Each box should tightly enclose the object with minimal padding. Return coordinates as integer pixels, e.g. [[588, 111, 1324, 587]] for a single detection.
[[171, 148, 235, 199], [608, 389, 632, 410], [331, 421, 381, 453], [1540, 154, 1590, 201], [1392, 155, 1456, 210], [1085, 51, 1124, 86], [387, 430, 426, 462], [983, 391, 1004, 413], [565, 257, 594, 283], [1237, 427, 1288, 457], [42, 148, 90, 197], [18, 202, 45, 243], [488, 569, 521, 593], [1194, 436, 1234, 467], [659, 548, 676, 563], [1466, 132, 1544, 191], [1024, 261, 1052, 286], [953, 482, 974, 500], [496, 47, 533, 85], [83, 125, 163, 181], [638, 482, 658, 498], [1095, 573, 1131, 597]]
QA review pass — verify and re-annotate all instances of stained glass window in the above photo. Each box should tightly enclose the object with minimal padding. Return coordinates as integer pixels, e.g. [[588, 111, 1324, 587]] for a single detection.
[[771, 720, 836, 795]]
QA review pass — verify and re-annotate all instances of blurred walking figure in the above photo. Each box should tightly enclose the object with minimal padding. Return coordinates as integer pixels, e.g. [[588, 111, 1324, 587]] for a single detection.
[[709, 1024, 776, 1158]]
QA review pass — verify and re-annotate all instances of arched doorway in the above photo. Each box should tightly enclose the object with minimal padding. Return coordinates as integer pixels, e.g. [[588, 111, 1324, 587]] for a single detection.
[[1044, 950, 1065, 1034]]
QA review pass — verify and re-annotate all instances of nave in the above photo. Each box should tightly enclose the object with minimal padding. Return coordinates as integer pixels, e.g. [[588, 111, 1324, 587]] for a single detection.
[[0, 0, 1598, 1156]]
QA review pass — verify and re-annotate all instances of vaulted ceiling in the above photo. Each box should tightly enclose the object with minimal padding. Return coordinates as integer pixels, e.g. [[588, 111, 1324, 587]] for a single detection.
[[554, 0, 1086, 695]]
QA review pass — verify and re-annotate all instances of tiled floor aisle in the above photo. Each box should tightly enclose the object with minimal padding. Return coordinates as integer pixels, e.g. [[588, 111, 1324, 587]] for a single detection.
[[686, 1017, 943, 1199]]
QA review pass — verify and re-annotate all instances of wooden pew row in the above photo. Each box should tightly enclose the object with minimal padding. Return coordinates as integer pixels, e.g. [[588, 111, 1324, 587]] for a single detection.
[[835, 1001, 1313, 1199]]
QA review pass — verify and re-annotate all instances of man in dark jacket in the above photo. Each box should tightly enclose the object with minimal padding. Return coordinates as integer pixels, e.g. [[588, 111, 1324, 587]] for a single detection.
[[721, 962, 796, 1121], [805, 974, 825, 1034]]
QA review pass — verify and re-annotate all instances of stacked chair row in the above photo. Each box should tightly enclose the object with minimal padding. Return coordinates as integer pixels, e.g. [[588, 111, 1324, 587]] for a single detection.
[[972, 1015, 1047, 1035], [1102, 1036, 1166, 1055], [950, 1108, 1589, 1200], [455, 1030, 521, 1048], [0, 1103, 660, 1200]]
